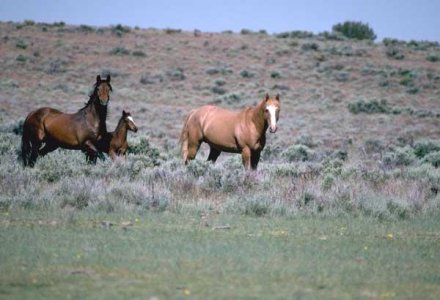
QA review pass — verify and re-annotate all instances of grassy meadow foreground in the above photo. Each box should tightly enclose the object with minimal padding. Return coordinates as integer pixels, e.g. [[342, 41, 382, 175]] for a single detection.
[[1, 21, 440, 298]]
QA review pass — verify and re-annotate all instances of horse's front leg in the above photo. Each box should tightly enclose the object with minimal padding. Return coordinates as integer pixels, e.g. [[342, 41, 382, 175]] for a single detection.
[[83, 140, 99, 164], [241, 147, 251, 170], [250, 150, 261, 170]]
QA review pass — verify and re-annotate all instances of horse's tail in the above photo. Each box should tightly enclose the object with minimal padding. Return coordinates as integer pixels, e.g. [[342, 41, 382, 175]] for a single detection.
[[180, 110, 195, 163], [21, 120, 32, 167]]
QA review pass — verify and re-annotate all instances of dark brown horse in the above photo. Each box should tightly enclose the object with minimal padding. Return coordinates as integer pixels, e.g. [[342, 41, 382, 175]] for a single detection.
[[21, 75, 112, 167], [180, 94, 281, 170], [96, 110, 138, 161]]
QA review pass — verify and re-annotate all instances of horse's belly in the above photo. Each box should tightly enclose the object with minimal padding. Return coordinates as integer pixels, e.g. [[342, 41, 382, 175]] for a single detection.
[[204, 137, 239, 153]]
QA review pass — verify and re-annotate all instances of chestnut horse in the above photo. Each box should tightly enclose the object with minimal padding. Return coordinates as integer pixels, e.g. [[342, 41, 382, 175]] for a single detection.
[[180, 94, 281, 170], [21, 75, 112, 167], [96, 110, 138, 161]]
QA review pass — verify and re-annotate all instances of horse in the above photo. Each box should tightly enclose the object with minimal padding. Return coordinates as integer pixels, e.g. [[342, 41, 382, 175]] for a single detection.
[[180, 94, 281, 170], [96, 110, 138, 161], [21, 75, 112, 167]]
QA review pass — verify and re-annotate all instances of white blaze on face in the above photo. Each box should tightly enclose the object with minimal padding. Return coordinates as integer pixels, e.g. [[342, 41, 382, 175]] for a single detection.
[[127, 116, 136, 127], [267, 105, 278, 133]]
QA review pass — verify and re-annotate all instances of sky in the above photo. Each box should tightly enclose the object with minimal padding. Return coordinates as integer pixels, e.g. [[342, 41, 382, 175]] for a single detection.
[[1, 0, 439, 42]]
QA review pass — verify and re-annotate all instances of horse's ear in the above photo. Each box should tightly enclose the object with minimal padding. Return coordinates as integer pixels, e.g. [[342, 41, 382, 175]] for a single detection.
[[265, 93, 270, 101], [276, 94, 280, 101], [106, 74, 111, 83], [97, 75, 102, 83], [122, 110, 127, 116]]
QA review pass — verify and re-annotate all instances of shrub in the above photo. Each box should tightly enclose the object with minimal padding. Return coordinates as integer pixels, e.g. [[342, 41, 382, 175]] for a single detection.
[[383, 146, 416, 167], [240, 70, 255, 78], [426, 55, 440, 62], [16, 40, 27, 49], [112, 24, 131, 36], [110, 47, 130, 55], [166, 68, 186, 81], [219, 93, 241, 105], [422, 151, 440, 167], [282, 144, 316, 162], [270, 71, 282, 79], [332, 21, 376, 40], [413, 141, 440, 159], [348, 99, 394, 114], [211, 86, 227, 95], [128, 137, 162, 166], [164, 28, 182, 34], [79, 25, 94, 33], [386, 47, 405, 60], [240, 29, 253, 35], [132, 50, 147, 57], [301, 43, 319, 51]]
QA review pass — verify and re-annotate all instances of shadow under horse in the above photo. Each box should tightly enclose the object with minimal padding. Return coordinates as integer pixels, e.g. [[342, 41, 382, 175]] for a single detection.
[[180, 94, 281, 170], [21, 75, 112, 167], [96, 110, 138, 161]]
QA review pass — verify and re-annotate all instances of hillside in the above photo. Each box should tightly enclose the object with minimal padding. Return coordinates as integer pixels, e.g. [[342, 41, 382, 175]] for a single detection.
[[1, 21, 440, 158]]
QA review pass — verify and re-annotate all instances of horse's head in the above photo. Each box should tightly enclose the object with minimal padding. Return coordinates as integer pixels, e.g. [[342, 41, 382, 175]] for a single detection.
[[95, 75, 112, 106], [122, 110, 138, 133], [263, 94, 281, 133]]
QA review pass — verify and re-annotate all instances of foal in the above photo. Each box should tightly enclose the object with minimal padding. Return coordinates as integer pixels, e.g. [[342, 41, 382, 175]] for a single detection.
[[180, 94, 281, 170], [97, 110, 138, 161]]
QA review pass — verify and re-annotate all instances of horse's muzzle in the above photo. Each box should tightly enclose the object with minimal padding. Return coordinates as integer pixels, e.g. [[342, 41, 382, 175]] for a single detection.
[[269, 126, 277, 133]]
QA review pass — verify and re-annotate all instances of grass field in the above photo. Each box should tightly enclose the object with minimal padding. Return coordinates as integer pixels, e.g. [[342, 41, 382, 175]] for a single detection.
[[1, 210, 440, 299], [1, 20, 440, 299]]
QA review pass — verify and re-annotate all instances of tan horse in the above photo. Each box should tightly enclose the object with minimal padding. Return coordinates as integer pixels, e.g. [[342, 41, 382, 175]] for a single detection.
[[180, 94, 281, 170], [96, 110, 138, 161]]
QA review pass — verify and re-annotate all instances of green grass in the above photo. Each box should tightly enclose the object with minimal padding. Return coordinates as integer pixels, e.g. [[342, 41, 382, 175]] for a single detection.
[[1, 210, 439, 299]]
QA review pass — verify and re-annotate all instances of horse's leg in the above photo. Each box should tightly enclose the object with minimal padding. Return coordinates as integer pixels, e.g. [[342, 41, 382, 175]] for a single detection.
[[250, 150, 261, 170], [83, 140, 99, 164], [185, 132, 202, 164], [39, 140, 58, 156], [207, 146, 221, 163], [241, 147, 251, 170]]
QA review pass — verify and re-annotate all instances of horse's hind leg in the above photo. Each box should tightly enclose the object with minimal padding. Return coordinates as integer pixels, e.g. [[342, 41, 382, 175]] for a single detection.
[[207, 147, 221, 163], [39, 140, 58, 156], [185, 142, 200, 164]]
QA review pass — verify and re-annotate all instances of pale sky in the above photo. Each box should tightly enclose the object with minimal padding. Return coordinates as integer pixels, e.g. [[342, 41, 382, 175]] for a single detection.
[[1, 0, 439, 41]]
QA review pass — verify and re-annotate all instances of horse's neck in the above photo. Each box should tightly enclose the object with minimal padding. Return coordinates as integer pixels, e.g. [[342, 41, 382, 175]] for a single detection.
[[113, 120, 128, 144], [250, 101, 268, 135], [86, 96, 108, 132]]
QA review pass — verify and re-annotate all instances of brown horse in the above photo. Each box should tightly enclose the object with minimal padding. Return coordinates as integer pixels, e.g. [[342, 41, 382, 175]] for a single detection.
[[96, 110, 138, 161], [21, 75, 112, 167], [180, 94, 281, 170]]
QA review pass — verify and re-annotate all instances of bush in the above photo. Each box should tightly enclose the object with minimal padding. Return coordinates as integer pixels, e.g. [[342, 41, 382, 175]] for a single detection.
[[413, 141, 440, 159], [348, 99, 395, 114], [132, 50, 147, 57], [301, 43, 319, 52], [282, 144, 316, 162], [240, 70, 255, 78], [112, 24, 131, 37], [110, 47, 130, 55], [426, 55, 440, 62], [422, 151, 440, 168], [166, 68, 186, 81], [386, 47, 405, 60], [332, 21, 376, 41], [16, 40, 27, 49], [383, 146, 417, 167]]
